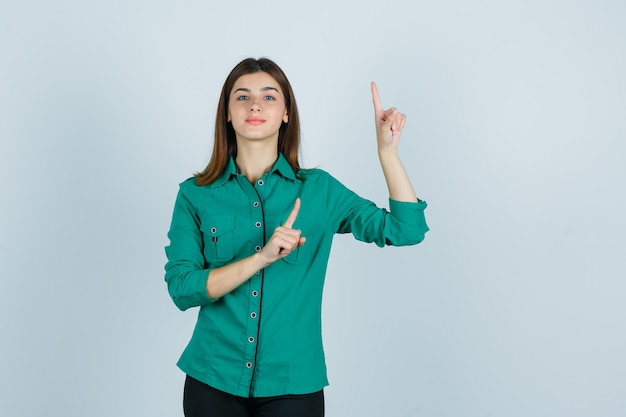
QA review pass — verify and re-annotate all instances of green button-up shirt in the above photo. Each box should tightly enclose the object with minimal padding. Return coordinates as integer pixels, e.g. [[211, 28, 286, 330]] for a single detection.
[[164, 154, 428, 398]]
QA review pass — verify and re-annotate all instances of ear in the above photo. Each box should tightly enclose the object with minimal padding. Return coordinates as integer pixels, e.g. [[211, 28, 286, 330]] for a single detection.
[[227, 112, 231, 123], [283, 110, 288, 123]]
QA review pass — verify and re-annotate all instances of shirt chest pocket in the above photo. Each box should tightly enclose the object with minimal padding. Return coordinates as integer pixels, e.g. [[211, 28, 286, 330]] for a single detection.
[[201, 216, 236, 263]]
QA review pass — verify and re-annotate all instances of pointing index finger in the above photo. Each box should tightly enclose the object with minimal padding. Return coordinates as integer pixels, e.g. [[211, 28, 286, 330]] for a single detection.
[[283, 197, 301, 228], [371, 81, 384, 117]]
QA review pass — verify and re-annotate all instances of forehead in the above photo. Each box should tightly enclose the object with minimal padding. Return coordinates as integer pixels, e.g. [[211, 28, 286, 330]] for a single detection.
[[231, 72, 283, 93]]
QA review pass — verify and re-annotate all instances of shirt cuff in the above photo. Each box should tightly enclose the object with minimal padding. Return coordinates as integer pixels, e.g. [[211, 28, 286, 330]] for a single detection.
[[171, 269, 219, 310], [389, 198, 428, 214]]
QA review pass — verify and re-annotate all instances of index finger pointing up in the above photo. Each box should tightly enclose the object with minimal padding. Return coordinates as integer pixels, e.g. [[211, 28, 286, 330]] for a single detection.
[[283, 197, 301, 228], [371, 81, 384, 117]]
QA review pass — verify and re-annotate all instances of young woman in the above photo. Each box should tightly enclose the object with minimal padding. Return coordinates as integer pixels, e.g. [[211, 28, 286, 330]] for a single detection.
[[164, 57, 429, 417]]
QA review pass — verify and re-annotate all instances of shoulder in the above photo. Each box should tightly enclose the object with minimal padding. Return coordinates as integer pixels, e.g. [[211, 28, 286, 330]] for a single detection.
[[180, 177, 197, 186], [297, 168, 355, 201], [298, 167, 352, 192], [178, 177, 199, 192], [177, 177, 215, 201], [297, 167, 340, 184], [179, 176, 225, 191]]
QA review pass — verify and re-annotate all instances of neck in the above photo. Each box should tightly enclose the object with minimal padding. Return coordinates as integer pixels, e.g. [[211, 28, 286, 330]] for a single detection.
[[235, 140, 278, 183]]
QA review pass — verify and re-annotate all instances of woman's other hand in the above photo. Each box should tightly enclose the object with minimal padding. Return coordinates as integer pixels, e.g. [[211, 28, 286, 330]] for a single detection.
[[371, 81, 406, 152]]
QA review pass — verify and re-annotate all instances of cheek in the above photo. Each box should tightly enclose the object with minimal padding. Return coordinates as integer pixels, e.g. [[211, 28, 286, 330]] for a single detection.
[[227, 103, 243, 121]]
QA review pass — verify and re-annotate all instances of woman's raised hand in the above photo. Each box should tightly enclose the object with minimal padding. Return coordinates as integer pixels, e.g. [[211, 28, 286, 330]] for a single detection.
[[371, 81, 406, 151], [259, 198, 306, 266]]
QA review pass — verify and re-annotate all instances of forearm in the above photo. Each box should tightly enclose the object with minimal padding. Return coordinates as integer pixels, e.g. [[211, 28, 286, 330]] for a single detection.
[[378, 148, 418, 202], [206, 253, 267, 299]]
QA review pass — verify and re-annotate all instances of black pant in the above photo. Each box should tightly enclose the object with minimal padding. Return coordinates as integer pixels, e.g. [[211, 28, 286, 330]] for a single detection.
[[183, 375, 325, 417]]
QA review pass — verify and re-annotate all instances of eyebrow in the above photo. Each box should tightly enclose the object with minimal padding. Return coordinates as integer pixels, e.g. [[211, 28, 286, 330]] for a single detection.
[[233, 86, 280, 94]]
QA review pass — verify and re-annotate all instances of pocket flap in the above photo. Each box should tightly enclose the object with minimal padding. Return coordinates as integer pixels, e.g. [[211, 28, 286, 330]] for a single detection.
[[201, 216, 235, 238]]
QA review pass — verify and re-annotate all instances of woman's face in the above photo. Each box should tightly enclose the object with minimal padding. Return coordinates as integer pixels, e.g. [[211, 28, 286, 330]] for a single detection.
[[227, 71, 289, 144]]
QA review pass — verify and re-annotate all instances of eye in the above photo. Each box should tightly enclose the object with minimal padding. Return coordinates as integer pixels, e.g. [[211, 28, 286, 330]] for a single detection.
[[236, 95, 248, 101], [264, 96, 276, 101]]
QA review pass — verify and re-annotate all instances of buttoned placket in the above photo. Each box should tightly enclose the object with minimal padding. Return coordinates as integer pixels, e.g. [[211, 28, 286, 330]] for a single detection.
[[237, 174, 267, 391]]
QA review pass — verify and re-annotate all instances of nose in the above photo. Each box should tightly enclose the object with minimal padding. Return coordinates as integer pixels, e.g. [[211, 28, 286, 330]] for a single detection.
[[249, 97, 262, 112]]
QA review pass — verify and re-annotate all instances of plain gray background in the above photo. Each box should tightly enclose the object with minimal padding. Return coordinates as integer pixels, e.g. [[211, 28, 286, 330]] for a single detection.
[[1, 1, 625, 416]]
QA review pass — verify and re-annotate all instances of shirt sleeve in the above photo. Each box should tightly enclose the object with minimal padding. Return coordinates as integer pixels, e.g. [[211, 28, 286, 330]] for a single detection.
[[164, 182, 218, 311], [327, 174, 429, 247]]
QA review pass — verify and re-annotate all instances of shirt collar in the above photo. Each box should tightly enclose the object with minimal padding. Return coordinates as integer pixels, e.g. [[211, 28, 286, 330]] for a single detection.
[[212, 153, 297, 186], [270, 153, 298, 181], [211, 158, 238, 187]]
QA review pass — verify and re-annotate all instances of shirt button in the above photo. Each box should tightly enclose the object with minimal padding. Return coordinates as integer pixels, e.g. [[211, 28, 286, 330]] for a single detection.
[[254, 271, 260, 275], [251, 290, 259, 297], [255, 245, 262, 252], [250, 312, 257, 318], [253, 201, 260, 208], [246, 362, 253, 369], [248, 337, 255, 343], [255, 221, 262, 228], [210, 227, 217, 233], [257, 179, 264, 186]]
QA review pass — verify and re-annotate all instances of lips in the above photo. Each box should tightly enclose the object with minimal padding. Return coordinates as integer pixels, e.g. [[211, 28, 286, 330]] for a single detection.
[[245, 117, 265, 125]]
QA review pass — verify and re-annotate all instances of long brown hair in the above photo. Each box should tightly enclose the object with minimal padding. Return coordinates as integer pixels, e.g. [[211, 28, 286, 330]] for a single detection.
[[195, 57, 301, 185]]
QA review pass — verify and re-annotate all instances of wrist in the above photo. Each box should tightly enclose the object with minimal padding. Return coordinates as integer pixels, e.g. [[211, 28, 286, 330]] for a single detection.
[[378, 146, 400, 160], [252, 251, 272, 269]]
